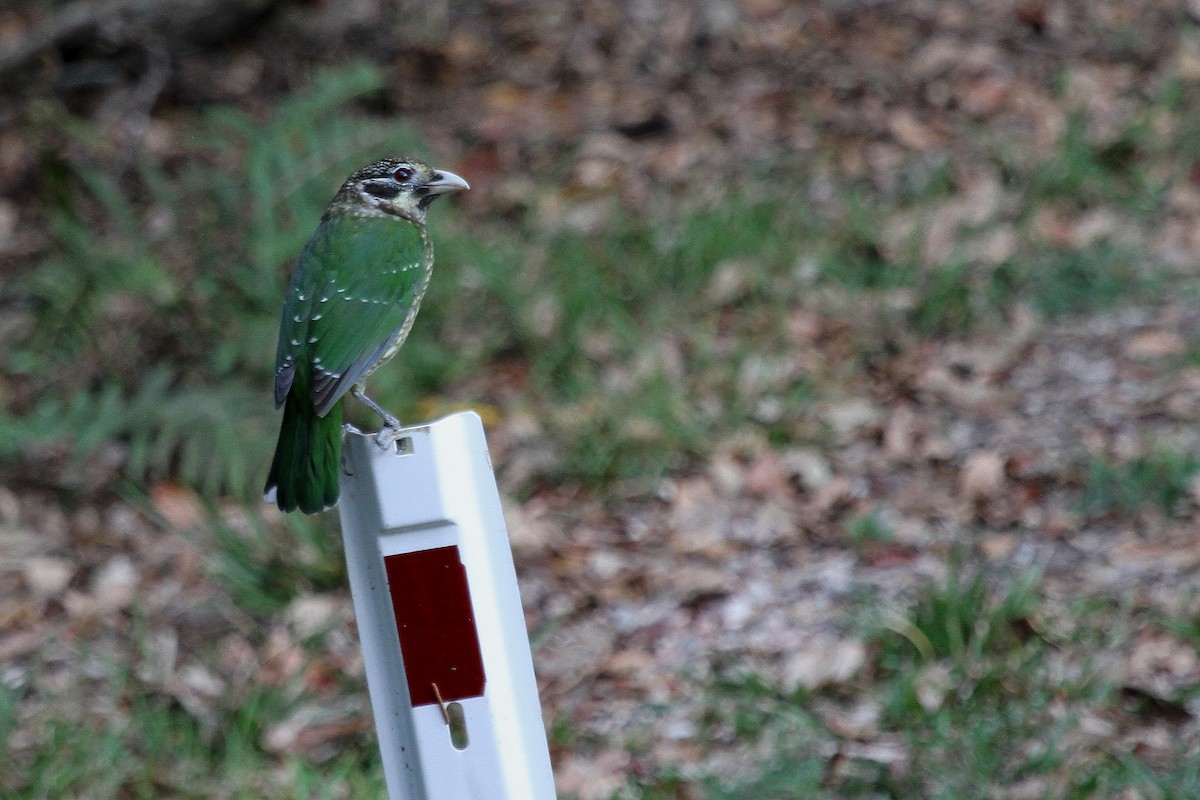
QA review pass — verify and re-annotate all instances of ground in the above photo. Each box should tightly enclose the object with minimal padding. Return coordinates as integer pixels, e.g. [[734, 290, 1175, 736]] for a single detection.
[[2, 1, 1200, 798]]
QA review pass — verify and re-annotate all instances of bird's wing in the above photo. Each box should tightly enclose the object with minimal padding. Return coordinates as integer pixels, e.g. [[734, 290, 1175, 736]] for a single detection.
[[272, 214, 427, 417]]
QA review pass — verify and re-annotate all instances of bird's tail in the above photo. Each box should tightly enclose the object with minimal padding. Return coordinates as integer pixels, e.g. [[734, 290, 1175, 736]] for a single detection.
[[264, 393, 344, 514]]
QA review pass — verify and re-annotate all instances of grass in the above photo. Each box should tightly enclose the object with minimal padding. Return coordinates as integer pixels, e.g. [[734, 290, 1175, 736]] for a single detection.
[[617, 565, 1198, 800], [204, 503, 348, 615], [2, 58, 1186, 496], [6, 678, 385, 800], [845, 508, 895, 545], [6, 57, 1200, 800], [1080, 450, 1200, 519], [7, 552, 1198, 800]]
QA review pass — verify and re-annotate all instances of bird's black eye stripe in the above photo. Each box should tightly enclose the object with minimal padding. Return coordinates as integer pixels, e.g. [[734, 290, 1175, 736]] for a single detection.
[[363, 181, 401, 199]]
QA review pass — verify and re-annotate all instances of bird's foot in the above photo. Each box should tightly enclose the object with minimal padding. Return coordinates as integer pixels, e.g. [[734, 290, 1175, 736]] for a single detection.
[[373, 423, 404, 452], [342, 422, 366, 437], [351, 385, 402, 429], [347, 385, 404, 450]]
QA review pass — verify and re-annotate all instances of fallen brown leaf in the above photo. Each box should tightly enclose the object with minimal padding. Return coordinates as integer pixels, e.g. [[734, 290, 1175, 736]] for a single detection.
[[958, 450, 1007, 500]]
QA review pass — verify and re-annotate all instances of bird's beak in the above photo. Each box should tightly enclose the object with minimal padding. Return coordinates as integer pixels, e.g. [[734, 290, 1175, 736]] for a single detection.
[[423, 169, 470, 195]]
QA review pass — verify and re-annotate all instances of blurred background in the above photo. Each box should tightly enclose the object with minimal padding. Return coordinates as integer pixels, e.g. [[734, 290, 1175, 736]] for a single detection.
[[3, 0, 1200, 797]]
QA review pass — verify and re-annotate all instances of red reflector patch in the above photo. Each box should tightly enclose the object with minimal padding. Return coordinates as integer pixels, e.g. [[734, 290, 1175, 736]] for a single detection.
[[384, 546, 486, 706]]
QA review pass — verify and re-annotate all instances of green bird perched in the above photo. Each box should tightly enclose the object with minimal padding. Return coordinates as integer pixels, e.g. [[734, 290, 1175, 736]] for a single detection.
[[264, 157, 469, 514]]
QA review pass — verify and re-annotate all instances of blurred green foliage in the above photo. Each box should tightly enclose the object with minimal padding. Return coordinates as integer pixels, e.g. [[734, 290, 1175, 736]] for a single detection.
[[11, 668, 385, 799], [2, 64, 423, 497], [1081, 450, 1200, 518], [0, 60, 1186, 503], [6, 52, 1200, 800]]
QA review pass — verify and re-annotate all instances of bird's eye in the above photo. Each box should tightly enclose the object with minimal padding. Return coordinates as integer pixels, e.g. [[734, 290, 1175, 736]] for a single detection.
[[393, 166, 414, 182]]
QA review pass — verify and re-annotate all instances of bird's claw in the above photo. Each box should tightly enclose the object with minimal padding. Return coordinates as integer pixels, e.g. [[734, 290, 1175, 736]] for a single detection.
[[373, 424, 403, 451], [342, 420, 403, 451]]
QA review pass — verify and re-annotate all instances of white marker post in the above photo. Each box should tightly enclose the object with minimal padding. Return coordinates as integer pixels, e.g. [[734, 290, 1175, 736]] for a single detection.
[[337, 411, 556, 800]]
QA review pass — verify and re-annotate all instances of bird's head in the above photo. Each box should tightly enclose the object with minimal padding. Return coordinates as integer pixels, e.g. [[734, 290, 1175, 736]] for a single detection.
[[333, 157, 470, 224]]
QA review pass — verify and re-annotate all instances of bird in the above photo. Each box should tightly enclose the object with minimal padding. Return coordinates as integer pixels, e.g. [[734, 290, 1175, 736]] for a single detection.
[[264, 157, 469, 513]]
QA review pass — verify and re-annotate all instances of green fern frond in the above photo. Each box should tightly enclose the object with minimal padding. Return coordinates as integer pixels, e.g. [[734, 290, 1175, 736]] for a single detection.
[[0, 370, 272, 498]]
